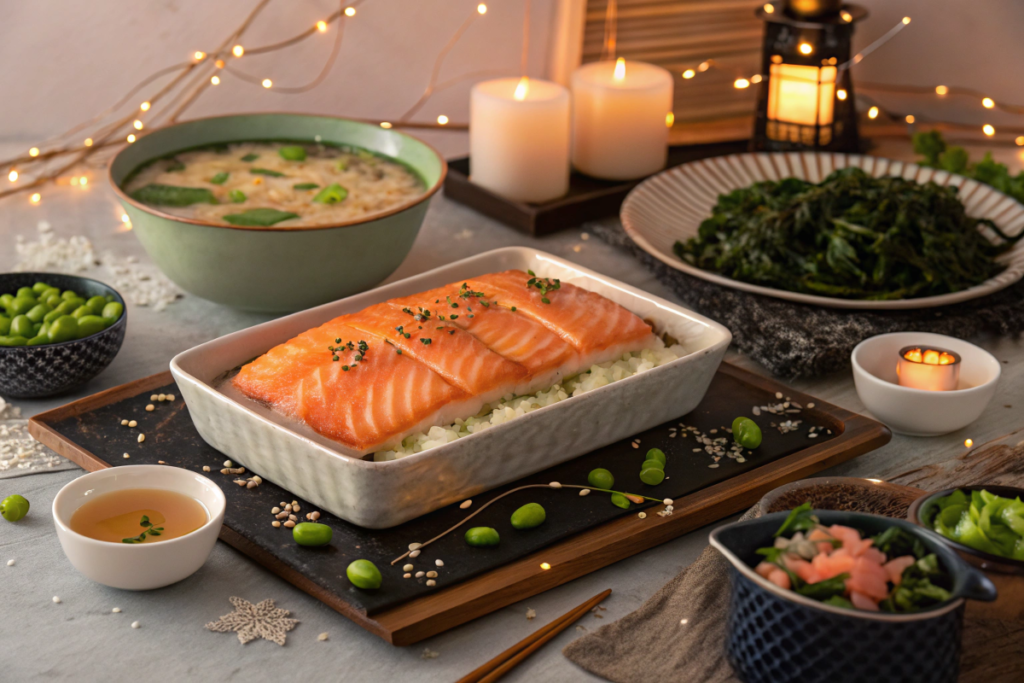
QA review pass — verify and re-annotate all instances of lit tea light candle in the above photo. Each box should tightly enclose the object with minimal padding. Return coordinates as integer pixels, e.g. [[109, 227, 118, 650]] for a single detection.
[[571, 58, 674, 180], [896, 346, 961, 391], [469, 77, 570, 203]]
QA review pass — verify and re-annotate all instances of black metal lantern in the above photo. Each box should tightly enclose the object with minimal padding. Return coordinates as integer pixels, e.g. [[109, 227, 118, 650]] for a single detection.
[[752, 1, 867, 152]]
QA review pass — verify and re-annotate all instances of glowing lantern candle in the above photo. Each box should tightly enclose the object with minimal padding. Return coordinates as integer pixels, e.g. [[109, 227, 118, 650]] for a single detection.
[[470, 77, 570, 203], [570, 58, 674, 180], [896, 346, 961, 392], [767, 63, 836, 129]]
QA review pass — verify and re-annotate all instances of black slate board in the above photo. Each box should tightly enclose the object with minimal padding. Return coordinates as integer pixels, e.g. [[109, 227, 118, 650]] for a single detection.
[[443, 140, 751, 235], [40, 370, 834, 616]]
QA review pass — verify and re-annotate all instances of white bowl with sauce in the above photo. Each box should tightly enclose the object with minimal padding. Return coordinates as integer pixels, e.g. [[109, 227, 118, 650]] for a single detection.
[[851, 332, 1001, 437], [52, 465, 226, 590]]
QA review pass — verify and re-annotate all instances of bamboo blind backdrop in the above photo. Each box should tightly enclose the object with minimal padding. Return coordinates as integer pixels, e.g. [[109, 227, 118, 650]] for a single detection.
[[582, 0, 764, 123]]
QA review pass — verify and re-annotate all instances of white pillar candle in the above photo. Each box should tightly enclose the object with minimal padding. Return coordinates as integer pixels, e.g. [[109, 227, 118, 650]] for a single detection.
[[571, 58, 674, 181], [470, 77, 570, 203]]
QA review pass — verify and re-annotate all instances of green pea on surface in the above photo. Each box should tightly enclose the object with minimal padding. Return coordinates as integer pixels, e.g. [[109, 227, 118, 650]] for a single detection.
[[292, 522, 333, 547], [639, 459, 664, 472], [610, 492, 631, 509], [732, 416, 763, 449], [346, 559, 382, 590], [587, 468, 615, 490], [639, 468, 666, 486], [510, 502, 546, 529], [645, 448, 667, 466], [1, 494, 30, 522], [464, 526, 500, 547]]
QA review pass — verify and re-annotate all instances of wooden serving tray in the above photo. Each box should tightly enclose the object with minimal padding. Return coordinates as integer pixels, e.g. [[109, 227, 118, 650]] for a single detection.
[[29, 363, 889, 646], [443, 140, 750, 236]]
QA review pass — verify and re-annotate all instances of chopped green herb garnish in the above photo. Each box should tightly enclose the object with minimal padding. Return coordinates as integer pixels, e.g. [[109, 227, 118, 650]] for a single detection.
[[278, 146, 307, 162], [240, 153, 260, 162], [293, 183, 319, 190], [511, 306, 517, 312], [342, 365, 349, 371], [122, 514, 164, 544], [222, 208, 299, 227], [420, 338, 432, 345], [210, 172, 229, 185], [449, 314, 458, 320], [312, 183, 348, 204], [526, 274, 561, 303], [250, 168, 286, 177], [447, 296, 458, 308], [228, 189, 247, 203], [130, 184, 217, 207]]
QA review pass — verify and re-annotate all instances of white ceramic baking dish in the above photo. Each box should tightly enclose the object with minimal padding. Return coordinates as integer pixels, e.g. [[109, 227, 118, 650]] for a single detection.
[[171, 247, 731, 528]]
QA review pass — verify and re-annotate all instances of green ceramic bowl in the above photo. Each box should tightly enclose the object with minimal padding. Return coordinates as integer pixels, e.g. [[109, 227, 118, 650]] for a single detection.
[[108, 114, 446, 312]]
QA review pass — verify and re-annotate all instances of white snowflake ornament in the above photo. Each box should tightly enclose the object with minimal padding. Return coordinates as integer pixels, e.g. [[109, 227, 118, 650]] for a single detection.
[[205, 597, 299, 646]]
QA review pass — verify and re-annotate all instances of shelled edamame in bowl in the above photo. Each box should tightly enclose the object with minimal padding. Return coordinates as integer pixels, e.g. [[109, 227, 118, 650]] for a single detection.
[[0, 273, 126, 398], [109, 114, 447, 313]]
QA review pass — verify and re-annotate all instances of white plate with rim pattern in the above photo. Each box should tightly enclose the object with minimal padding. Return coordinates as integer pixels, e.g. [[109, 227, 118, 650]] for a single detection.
[[620, 152, 1024, 310]]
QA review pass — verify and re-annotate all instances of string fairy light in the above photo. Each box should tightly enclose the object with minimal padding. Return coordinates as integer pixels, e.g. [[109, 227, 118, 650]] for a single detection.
[[8, 170, 17, 182], [935, 85, 948, 96], [133, 120, 144, 130], [261, 78, 273, 88], [436, 115, 449, 125], [210, 75, 221, 85], [733, 78, 750, 89], [868, 106, 879, 119], [344, 6, 356, 17], [905, 115, 915, 124], [983, 124, 996, 136], [682, 69, 695, 79], [477, 3, 487, 14], [316, 20, 328, 33], [30, 192, 41, 204], [982, 97, 995, 109], [1017, 136, 1024, 146], [232, 45, 245, 57]]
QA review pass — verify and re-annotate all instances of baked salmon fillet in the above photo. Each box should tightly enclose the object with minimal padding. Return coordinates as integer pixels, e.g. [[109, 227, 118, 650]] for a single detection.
[[233, 270, 655, 453]]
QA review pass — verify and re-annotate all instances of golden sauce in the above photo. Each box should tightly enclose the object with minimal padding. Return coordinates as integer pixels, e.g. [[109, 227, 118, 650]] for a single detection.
[[69, 488, 208, 544]]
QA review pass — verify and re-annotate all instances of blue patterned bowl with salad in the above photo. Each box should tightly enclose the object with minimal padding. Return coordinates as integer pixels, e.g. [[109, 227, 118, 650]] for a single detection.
[[710, 506, 997, 683]]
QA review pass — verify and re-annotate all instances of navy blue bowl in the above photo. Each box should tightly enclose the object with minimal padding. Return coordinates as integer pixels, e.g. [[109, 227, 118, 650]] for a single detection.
[[0, 272, 127, 398], [710, 510, 997, 683]]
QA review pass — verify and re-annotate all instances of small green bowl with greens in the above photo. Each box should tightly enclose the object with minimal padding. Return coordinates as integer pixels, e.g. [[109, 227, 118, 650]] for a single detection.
[[909, 484, 1024, 620], [108, 114, 446, 313]]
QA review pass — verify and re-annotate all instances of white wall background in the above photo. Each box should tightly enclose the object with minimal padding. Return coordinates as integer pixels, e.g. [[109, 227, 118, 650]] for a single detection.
[[1, 0, 1022, 145]]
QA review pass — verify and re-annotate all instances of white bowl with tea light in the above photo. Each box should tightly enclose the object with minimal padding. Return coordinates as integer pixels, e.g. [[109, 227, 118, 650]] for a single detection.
[[52, 465, 225, 590], [851, 332, 1001, 436]]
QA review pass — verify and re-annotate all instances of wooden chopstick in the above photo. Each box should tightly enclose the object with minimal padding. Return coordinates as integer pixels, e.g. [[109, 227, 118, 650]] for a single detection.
[[456, 589, 612, 683]]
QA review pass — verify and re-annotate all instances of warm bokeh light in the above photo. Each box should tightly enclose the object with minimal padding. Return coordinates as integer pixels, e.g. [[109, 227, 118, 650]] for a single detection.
[[665, 112, 675, 128], [8, 170, 17, 182], [763, 3, 774, 13], [127, 134, 136, 143], [1016, 136, 1024, 146], [84, 138, 93, 147], [750, 74, 762, 84], [80, 176, 88, 186], [29, 147, 40, 157], [697, 61, 710, 72], [965, 438, 973, 448], [380, 121, 392, 129], [344, 6, 356, 16], [30, 193, 41, 204], [210, 75, 221, 85], [841, 10, 853, 22], [232, 45, 244, 57], [540, 562, 551, 570], [983, 124, 996, 136], [140, 101, 151, 111], [903, 348, 957, 366], [121, 213, 130, 223], [133, 120, 144, 130], [436, 115, 449, 125], [905, 115, 915, 124], [316, 20, 328, 32], [262, 78, 273, 88], [902, 16, 911, 25], [868, 106, 879, 119], [982, 97, 995, 109], [215, 59, 225, 69], [194, 51, 206, 61], [798, 42, 813, 55], [934, 85, 948, 96], [836, 89, 847, 100], [477, 3, 487, 14], [682, 69, 695, 79], [733, 78, 750, 89]]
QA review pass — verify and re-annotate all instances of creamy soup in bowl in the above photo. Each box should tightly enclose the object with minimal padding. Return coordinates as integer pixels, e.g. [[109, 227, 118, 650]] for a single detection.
[[122, 141, 426, 228]]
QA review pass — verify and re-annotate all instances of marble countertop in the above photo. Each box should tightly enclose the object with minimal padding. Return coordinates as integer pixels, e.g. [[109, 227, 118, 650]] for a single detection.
[[2, 134, 1023, 682]]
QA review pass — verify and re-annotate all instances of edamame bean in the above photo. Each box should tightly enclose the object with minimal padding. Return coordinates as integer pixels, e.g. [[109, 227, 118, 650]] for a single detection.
[[292, 522, 333, 546], [25, 303, 52, 323], [61, 290, 79, 301], [0, 336, 28, 347], [48, 316, 79, 343], [510, 502, 546, 529], [76, 315, 107, 338], [16, 287, 35, 299], [102, 301, 124, 322], [63, 297, 86, 311], [464, 527, 500, 547], [10, 296, 36, 315], [639, 468, 666, 486], [587, 468, 615, 490], [610, 493, 631, 509], [31, 282, 50, 294], [71, 305, 91, 319], [732, 417, 763, 449], [645, 448, 667, 467], [1, 494, 29, 522], [639, 459, 663, 472], [0, 294, 14, 310], [0, 316, 10, 336], [27, 335, 49, 346], [43, 293, 62, 308], [10, 315, 34, 338], [346, 559, 382, 590], [86, 295, 108, 315]]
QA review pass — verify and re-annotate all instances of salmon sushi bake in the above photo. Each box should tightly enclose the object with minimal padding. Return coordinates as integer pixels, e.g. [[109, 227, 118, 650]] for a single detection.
[[234, 269, 689, 458]]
